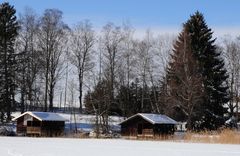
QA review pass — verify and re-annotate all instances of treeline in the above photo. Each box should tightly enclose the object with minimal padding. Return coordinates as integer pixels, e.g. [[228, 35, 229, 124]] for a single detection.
[[0, 2, 239, 131]]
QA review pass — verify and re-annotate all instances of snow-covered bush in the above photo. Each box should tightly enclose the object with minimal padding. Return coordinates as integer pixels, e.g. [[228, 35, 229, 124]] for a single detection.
[[0, 126, 16, 136]]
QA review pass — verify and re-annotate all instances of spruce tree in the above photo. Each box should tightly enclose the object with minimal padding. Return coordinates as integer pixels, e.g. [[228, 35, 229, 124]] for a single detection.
[[167, 27, 204, 130], [167, 11, 229, 130], [0, 2, 19, 122], [185, 11, 229, 130]]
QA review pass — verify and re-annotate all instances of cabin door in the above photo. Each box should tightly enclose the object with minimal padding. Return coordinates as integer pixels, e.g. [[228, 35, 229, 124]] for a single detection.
[[137, 123, 142, 134]]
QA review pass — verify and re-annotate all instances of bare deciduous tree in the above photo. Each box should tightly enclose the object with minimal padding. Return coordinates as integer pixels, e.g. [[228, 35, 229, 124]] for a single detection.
[[118, 24, 135, 116], [69, 20, 95, 113], [133, 30, 155, 112], [38, 9, 68, 112], [16, 7, 39, 112], [100, 23, 124, 131], [223, 36, 240, 120]]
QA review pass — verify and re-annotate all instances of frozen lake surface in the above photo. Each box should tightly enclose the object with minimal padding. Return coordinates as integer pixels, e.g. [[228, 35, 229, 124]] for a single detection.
[[0, 137, 240, 156]]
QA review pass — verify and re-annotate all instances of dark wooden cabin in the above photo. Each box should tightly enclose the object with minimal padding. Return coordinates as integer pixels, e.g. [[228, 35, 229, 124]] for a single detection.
[[120, 113, 177, 138], [13, 111, 66, 136]]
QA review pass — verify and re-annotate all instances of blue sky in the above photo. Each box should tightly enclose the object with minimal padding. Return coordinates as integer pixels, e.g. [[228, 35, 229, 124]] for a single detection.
[[5, 0, 240, 36]]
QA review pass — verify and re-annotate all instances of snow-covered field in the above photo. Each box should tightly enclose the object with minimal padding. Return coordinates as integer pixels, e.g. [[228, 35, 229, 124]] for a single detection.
[[0, 137, 240, 156]]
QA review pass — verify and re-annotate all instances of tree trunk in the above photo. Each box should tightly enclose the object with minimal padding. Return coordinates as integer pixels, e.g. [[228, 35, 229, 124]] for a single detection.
[[49, 84, 54, 112], [79, 72, 83, 113], [20, 89, 25, 113], [44, 65, 49, 112]]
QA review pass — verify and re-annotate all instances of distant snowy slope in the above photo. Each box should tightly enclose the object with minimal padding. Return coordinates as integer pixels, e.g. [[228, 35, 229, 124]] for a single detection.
[[0, 137, 239, 156]]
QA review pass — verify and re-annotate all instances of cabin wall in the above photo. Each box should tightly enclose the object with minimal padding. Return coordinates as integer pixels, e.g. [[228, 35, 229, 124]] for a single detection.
[[153, 124, 175, 135], [23, 114, 33, 125], [41, 121, 65, 136], [16, 116, 26, 134], [121, 116, 153, 136], [15, 114, 65, 137], [121, 117, 176, 138], [16, 115, 41, 135]]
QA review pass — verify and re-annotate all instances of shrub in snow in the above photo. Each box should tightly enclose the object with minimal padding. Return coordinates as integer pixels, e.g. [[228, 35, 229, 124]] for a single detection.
[[0, 126, 16, 136]]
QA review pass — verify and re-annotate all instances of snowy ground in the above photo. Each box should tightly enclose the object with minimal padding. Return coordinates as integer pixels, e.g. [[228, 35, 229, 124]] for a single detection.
[[0, 137, 240, 156]]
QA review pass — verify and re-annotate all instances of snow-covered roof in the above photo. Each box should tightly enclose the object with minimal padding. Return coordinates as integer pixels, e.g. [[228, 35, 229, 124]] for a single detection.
[[120, 113, 177, 125], [12, 111, 67, 122]]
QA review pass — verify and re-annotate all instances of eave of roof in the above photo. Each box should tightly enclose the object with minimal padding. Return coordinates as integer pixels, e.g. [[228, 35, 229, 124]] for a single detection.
[[119, 113, 177, 125], [12, 111, 67, 122], [12, 112, 41, 121]]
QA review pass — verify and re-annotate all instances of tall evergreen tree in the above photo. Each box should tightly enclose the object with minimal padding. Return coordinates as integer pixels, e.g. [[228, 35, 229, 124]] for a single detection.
[[0, 2, 19, 122], [167, 27, 204, 130], [185, 11, 229, 130], [166, 11, 229, 130]]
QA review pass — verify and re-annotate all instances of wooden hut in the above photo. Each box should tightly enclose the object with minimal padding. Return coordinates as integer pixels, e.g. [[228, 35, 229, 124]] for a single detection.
[[13, 111, 66, 136], [120, 113, 177, 138]]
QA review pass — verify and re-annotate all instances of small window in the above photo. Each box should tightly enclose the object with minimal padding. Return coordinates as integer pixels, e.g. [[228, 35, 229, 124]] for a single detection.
[[27, 121, 41, 127]]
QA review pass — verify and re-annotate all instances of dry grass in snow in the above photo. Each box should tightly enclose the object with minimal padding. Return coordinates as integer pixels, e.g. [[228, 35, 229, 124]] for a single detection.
[[184, 129, 240, 144]]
